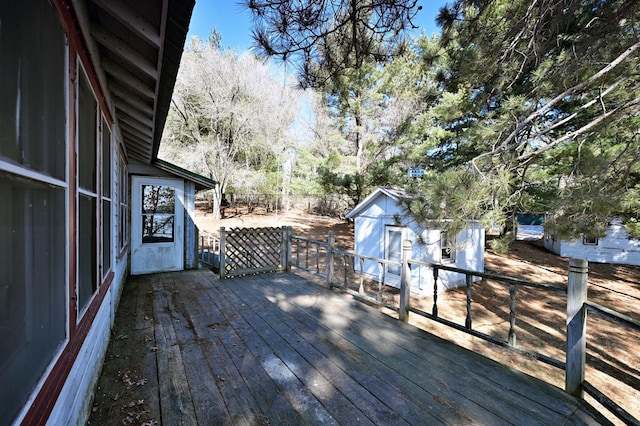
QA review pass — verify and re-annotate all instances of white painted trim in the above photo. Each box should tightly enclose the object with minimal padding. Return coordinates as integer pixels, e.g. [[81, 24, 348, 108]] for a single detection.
[[0, 160, 67, 188]]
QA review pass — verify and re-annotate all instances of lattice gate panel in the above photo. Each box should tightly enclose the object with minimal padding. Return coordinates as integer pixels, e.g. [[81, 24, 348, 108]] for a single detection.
[[220, 227, 286, 278]]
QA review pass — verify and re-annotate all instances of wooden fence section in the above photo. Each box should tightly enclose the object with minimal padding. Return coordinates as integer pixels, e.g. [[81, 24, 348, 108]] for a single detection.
[[219, 227, 292, 279], [209, 226, 638, 424]]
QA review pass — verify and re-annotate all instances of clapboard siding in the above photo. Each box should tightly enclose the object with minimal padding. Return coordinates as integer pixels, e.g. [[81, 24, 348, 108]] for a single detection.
[[545, 221, 640, 266]]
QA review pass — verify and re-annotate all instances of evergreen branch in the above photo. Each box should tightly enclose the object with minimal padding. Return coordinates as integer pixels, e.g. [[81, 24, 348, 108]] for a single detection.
[[492, 41, 640, 158], [513, 76, 630, 153], [515, 97, 640, 163]]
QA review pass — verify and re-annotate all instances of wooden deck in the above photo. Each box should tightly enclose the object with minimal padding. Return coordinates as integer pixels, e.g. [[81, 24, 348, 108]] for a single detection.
[[89, 269, 600, 425]]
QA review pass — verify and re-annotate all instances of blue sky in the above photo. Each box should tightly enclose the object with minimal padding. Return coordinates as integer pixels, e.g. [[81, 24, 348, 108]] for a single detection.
[[186, 0, 448, 51]]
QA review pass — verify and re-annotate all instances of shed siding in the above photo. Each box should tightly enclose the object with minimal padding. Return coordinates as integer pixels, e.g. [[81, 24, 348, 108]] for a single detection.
[[185, 181, 198, 269], [544, 222, 640, 266]]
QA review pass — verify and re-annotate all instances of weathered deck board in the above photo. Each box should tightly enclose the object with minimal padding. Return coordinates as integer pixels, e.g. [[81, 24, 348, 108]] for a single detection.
[[89, 276, 160, 426], [242, 274, 579, 424], [89, 269, 600, 425], [153, 276, 199, 425], [234, 275, 498, 424]]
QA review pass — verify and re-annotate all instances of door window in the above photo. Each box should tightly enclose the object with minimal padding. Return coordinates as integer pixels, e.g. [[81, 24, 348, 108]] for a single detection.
[[385, 226, 404, 275], [141, 185, 176, 243]]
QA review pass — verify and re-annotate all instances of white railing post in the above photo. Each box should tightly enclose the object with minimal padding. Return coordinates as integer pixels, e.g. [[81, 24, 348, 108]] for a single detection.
[[399, 239, 412, 323], [219, 227, 226, 279], [326, 231, 335, 289], [566, 258, 588, 398]]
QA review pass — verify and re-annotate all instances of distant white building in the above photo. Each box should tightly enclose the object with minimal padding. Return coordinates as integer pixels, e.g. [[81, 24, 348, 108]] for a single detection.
[[544, 219, 640, 266], [345, 187, 485, 296]]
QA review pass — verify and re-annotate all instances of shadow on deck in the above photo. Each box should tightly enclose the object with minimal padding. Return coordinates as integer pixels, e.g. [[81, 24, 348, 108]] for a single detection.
[[89, 269, 599, 425]]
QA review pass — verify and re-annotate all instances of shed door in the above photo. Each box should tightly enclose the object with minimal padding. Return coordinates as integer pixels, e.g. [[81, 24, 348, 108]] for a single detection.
[[131, 176, 184, 275]]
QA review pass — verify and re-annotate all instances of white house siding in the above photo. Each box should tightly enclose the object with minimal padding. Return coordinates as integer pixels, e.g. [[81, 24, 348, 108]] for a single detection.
[[544, 222, 640, 266], [0, 0, 195, 423], [110, 252, 130, 326], [185, 181, 198, 268]]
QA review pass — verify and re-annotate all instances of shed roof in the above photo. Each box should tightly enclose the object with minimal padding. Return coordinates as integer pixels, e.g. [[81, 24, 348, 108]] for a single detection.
[[345, 186, 412, 219], [153, 159, 217, 191]]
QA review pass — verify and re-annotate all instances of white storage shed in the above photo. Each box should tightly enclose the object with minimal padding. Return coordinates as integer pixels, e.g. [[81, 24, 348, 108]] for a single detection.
[[345, 187, 485, 296]]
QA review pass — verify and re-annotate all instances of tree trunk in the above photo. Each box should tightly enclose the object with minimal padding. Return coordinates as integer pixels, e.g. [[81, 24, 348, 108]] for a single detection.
[[355, 113, 364, 172], [211, 184, 222, 220]]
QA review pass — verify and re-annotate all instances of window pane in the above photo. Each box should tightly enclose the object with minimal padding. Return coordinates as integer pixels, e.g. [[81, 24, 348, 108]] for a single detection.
[[0, 0, 66, 179], [441, 233, 454, 261], [118, 157, 128, 250], [142, 185, 175, 213], [78, 69, 97, 192], [0, 173, 66, 423], [103, 200, 111, 276], [142, 214, 175, 243], [141, 185, 175, 243], [78, 194, 97, 311], [387, 229, 402, 275], [119, 203, 126, 250]]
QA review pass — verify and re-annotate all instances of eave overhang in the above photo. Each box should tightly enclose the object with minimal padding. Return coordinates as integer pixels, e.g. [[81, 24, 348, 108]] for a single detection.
[[83, 0, 195, 163]]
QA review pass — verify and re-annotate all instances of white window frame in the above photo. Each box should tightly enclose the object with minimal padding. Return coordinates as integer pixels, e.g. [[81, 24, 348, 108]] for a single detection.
[[76, 62, 100, 318], [441, 231, 456, 263], [101, 116, 113, 280]]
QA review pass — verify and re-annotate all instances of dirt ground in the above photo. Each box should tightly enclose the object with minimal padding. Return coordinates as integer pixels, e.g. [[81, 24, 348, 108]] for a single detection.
[[196, 206, 640, 424]]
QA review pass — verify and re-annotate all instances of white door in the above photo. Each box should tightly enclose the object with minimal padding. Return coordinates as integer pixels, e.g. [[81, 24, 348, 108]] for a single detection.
[[131, 176, 184, 275]]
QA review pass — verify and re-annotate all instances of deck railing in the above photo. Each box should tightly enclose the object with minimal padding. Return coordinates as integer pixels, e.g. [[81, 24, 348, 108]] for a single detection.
[[197, 229, 220, 268], [290, 231, 638, 425], [211, 226, 637, 423], [582, 292, 640, 423], [293, 234, 567, 368]]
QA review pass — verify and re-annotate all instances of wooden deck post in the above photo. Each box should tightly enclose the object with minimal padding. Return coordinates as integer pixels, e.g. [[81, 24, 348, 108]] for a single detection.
[[281, 226, 292, 272], [219, 227, 226, 279], [326, 231, 335, 289], [566, 258, 588, 398], [399, 239, 412, 323]]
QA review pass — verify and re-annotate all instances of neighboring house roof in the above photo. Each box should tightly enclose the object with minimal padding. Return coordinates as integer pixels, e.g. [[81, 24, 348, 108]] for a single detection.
[[345, 186, 412, 219], [154, 159, 217, 191], [82, 0, 195, 164]]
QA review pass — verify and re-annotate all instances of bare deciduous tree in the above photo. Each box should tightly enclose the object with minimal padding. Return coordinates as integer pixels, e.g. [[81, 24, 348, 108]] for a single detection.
[[160, 38, 300, 219]]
